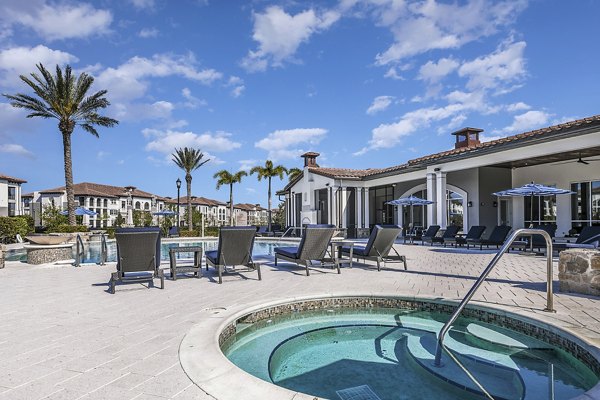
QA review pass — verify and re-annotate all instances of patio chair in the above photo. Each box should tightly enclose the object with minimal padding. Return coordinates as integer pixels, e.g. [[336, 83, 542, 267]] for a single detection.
[[510, 224, 557, 253], [419, 225, 440, 245], [339, 225, 406, 271], [468, 225, 512, 250], [445, 226, 486, 247], [274, 224, 338, 276], [553, 226, 600, 252], [168, 226, 179, 238], [205, 226, 261, 284], [116, 227, 161, 268], [256, 226, 273, 237], [109, 231, 164, 294], [430, 225, 460, 246]]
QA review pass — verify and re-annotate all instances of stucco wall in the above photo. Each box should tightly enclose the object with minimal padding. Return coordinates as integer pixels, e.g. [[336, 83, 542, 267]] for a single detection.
[[478, 167, 512, 229]]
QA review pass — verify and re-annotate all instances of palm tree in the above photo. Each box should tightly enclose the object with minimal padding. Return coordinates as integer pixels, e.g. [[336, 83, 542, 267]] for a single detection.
[[172, 147, 210, 231], [3, 64, 118, 225], [287, 167, 302, 182], [214, 170, 247, 226], [250, 160, 287, 231]]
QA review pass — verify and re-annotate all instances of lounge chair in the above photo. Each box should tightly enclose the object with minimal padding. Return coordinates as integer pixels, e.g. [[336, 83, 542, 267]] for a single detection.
[[274, 224, 338, 276], [256, 226, 273, 237], [510, 224, 557, 253], [420, 225, 440, 245], [339, 225, 406, 271], [116, 227, 162, 268], [205, 226, 261, 284], [168, 226, 179, 238], [468, 225, 512, 250], [445, 226, 486, 247], [109, 231, 164, 294], [430, 225, 460, 246], [553, 226, 600, 252]]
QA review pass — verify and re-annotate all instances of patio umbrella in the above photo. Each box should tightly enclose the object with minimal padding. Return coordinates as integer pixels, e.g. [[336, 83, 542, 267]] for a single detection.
[[493, 182, 573, 226], [386, 195, 434, 229], [152, 209, 177, 227], [60, 206, 97, 216]]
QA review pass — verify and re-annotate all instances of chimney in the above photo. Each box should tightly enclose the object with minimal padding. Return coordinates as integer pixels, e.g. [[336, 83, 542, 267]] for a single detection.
[[451, 127, 483, 149], [301, 151, 320, 168]]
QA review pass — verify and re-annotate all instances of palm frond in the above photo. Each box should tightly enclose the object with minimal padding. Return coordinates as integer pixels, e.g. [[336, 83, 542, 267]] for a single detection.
[[172, 147, 209, 174]]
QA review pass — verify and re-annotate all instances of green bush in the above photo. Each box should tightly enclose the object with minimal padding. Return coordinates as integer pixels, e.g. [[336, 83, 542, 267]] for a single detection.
[[0, 216, 33, 242], [52, 224, 89, 233], [179, 230, 200, 237], [204, 226, 219, 237], [105, 227, 116, 239]]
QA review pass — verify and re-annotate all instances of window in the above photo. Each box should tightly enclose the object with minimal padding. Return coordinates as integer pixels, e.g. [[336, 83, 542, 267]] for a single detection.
[[135, 201, 141, 210], [8, 203, 15, 216], [144, 202, 150, 210], [111, 199, 117, 205], [121, 201, 126, 209], [369, 185, 395, 226], [571, 181, 600, 232], [8, 187, 15, 200], [447, 190, 464, 229], [79, 197, 85, 206], [402, 190, 428, 229], [525, 191, 557, 226], [103, 199, 108, 208]]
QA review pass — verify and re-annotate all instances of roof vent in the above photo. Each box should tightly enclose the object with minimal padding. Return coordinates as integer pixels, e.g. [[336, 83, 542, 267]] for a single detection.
[[451, 127, 483, 149], [301, 151, 320, 168]]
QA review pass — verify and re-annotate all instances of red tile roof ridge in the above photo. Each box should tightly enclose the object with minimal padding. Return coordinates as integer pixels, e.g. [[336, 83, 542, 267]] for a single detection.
[[0, 173, 27, 183]]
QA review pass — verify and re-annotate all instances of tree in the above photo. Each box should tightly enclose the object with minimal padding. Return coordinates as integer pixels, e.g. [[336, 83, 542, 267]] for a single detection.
[[3, 64, 118, 225], [250, 160, 287, 231], [213, 170, 247, 226], [172, 147, 209, 231], [287, 167, 302, 182]]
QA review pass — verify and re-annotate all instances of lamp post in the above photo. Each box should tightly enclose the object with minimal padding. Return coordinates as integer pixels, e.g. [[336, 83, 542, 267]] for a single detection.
[[176, 178, 181, 229]]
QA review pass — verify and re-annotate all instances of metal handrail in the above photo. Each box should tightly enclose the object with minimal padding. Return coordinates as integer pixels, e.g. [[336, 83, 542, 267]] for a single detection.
[[434, 228, 554, 367], [97, 233, 107, 266], [72, 234, 85, 267]]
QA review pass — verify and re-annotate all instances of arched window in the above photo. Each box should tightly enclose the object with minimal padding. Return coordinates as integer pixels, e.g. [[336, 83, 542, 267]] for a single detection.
[[135, 201, 141, 210], [144, 202, 150, 210]]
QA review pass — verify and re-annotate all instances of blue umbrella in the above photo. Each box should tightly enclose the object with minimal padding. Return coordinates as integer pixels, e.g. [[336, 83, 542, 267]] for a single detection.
[[386, 195, 434, 229], [493, 182, 572, 225], [60, 206, 97, 216], [152, 210, 177, 216]]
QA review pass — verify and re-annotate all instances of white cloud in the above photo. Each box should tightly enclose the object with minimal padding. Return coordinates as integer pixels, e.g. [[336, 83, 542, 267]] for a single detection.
[[418, 57, 459, 83], [0, 143, 34, 158], [144, 129, 241, 155], [1, 1, 112, 41], [383, 67, 404, 80], [130, 0, 156, 9], [238, 159, 258, 171], [506, 102, 531, 112], [226, 76, 245, 98], [502, 110, 551, 134], [255, 128, 327, 160], [0, 102, 39, 138], [373, 0, 527, 65], [458, 40, 527, 92], [366, 96, 394, 115], [97, 151, 109, 160], [113, 101, 174, 121], [181, 88, 207, 109], [241, 6, 340, 72], [0, 45, 79, 87], [138, 28, 159, 38]]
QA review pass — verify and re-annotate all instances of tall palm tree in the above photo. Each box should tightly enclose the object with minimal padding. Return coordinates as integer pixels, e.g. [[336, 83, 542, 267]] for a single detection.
[[287, 167, 302, 182], [250, 160, 287, 231], [3, 63, 118, 225], [172, 147, 209, 231], [214, 170, 247, 226]]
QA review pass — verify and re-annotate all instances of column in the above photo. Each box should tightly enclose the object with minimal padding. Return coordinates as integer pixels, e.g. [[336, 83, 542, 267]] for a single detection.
[[290, 194, 295, 226], [356, 188, 362, 228], [436, 171, 447, 228], [340, 187, 347, 228], [363, 188, 370, 228], [330, 187, 337, 227], [426, 173, 436, 226]]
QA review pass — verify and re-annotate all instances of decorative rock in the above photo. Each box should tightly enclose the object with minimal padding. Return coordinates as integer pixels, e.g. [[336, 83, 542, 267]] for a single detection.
[[24, 244, 74, 265], [0, 244, 5, 269], [559, 249, 600, 296]]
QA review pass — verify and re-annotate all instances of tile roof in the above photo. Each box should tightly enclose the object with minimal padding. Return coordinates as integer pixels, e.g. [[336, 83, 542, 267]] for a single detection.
[[164, 196, 226, 206], [38, 182, 158, 199], [0, 173, 27, 184], [234, 203, 266, 211]]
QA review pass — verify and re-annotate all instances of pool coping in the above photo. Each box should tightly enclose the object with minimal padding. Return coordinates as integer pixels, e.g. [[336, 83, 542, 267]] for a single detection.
[[179, 293, 600, 400]]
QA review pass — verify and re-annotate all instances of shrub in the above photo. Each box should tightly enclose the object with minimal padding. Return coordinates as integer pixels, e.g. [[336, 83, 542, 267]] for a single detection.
[[179, 230, 200, 237], [0, 216, 33, 243], [105, 227, 116, 239], [52, 224, 89, 233], [204, 226, 219, 237]]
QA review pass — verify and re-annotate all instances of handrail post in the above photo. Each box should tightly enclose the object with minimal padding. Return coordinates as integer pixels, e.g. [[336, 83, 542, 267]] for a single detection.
[[73, 234, 85, 267], [97, 233, 107, 266], [434, 228, 555, 367]]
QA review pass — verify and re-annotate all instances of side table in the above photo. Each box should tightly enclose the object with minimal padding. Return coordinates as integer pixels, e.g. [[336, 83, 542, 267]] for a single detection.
[[169, 246, 203, 280]]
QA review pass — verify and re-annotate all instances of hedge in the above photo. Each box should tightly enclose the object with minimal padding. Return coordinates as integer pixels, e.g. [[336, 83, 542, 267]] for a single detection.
[[0, 216, 33, 243], [52, 225, 89, 233]]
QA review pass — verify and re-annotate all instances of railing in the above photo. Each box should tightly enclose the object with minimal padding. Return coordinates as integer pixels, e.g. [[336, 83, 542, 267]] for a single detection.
[[72, 234, 85, 267], [97, 233, 107, 266], [434, 228, 554, 367]]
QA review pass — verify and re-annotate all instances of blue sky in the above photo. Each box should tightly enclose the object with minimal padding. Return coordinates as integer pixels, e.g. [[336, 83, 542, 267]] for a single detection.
[[1, 0, 599, 205]]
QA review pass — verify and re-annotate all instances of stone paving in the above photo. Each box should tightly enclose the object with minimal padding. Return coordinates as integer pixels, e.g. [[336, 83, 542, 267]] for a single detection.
[[1, 244, 600, 400]]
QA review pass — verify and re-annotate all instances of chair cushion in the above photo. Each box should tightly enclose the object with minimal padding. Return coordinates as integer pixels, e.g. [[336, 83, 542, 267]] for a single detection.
[[341, 245, 368, 256], [205, 250, 218, 265], [275, 246, 299, 258]]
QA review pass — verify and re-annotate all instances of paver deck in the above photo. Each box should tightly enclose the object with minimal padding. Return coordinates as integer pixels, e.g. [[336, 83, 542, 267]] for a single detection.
[[1, 244, 599, 399]]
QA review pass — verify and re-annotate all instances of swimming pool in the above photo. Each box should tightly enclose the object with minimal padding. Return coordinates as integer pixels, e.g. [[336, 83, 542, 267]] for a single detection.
[[220, 299, 600, 400], [5, 238, 297, 263]]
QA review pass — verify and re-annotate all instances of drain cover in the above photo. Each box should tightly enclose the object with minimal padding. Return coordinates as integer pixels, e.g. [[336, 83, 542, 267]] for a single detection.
[[336, 385, 382, 400]]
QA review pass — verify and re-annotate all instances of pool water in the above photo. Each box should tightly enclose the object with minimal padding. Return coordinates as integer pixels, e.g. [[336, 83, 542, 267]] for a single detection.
[[222, 308, 599, 400], [6, 239, 296, 264]]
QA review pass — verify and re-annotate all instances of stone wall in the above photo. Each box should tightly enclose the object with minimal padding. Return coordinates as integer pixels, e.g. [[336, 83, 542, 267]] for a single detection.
[[0, 244, 5, 269], [558, 249, 600, 296]]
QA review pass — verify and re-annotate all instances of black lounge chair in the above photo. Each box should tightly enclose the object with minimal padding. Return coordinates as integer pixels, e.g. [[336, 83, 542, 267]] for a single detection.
[[420, 225, 440, 245], [339, 225, 406, 271], [274, 224, 338, 276], [468, 225, 512, 250], [511, 224, 557, 253], [116, 226, 162, 268], [205, 226, 261, 284], [110, 231, 164, 294], [256, 226, 273, 237], [168, 226, 179, 237], [445, 226, 486, 247], [430, 225, 460, 246], [553, 226, 600, 252]]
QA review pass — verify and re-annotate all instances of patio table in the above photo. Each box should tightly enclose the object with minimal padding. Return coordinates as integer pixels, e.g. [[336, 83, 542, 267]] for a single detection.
[[169, 246, 203, 280]]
